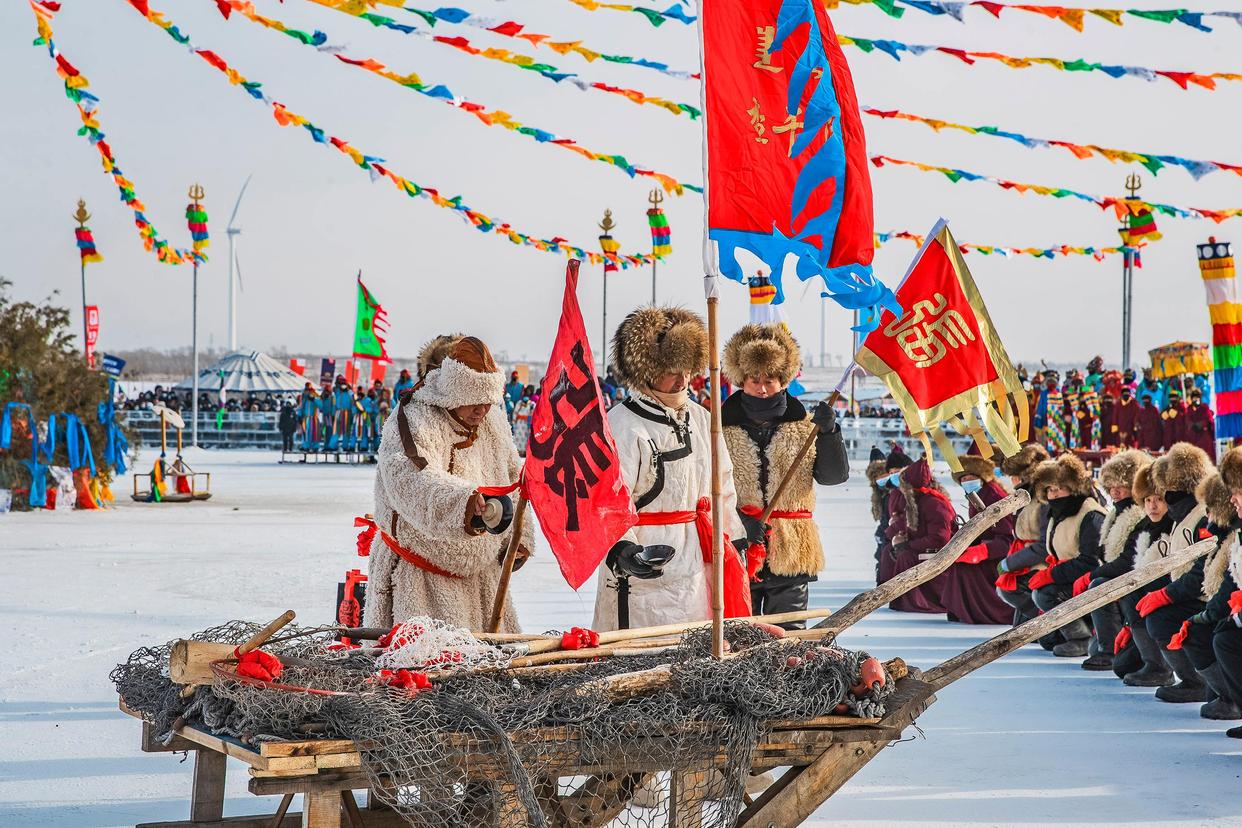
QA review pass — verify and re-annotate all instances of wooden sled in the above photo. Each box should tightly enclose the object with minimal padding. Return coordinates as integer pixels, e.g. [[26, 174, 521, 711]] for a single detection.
[[118, 491, 1221, 827], [131, 405, 212, 502]]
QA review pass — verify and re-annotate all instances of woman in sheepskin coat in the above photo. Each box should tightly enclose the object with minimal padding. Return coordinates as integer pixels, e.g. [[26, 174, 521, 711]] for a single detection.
[[719, 324, 848, 627], [938, 454, 1015, 625], [889, 457, 953, 614], [363, 336, 534, 634]]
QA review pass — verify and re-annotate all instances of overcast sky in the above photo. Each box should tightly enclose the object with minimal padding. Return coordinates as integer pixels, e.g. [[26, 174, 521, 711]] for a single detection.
[[2, 0, 1238, 372]]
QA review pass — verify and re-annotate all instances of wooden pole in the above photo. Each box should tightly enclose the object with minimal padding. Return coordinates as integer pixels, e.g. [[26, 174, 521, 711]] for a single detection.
[[74, 199, 91, 365], [759, 390, 840, 524], [159, 411, 167, 457], [924, 534, 1218, 690], [487, 494, 529, 634], [707, 294, 725, 658]]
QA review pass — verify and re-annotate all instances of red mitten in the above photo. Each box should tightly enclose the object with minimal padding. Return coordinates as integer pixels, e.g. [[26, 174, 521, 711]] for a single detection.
[[1027, 567, 1055, 591], [560, 627, 600, 650], [995, 571, 1019, 591], [1044, 554, 1059, 569], [1229, 590, 1242, 617], [1072, 573, 1092, 597], [746, 542, 768, 582], [1136, 587, 1172, 618], [1167, 619, 1192, 651], [235, 649, 283, 682], [1114, 626, 1132, 653], [958, 544, 989, 565]]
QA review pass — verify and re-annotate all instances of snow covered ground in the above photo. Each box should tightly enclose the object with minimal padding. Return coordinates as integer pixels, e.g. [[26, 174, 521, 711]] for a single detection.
[[2, 448, 1240, 826]]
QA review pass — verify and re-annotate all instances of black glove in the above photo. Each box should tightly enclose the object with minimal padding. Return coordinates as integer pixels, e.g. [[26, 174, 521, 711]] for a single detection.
[[737, 511, 772, 549], [811, 400, 838, 433], [606, 541, 676, 580]]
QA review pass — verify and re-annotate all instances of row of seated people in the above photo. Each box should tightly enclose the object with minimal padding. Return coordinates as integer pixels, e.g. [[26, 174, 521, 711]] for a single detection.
[[868, 442, 1242, 739]]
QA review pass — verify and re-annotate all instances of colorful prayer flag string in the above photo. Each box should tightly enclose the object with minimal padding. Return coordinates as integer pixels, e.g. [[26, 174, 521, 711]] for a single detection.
[[870, 155, 1242, 223], [30, 1, 202, 266], [301, 0, 701, 118], [114, 0, 654, 270], [209, 0, 698, 194], [560, 0, 696, 26], [874, 230, 1140, 260], [829, 1, 1242, 34], [862, 106, 1242, 180], [75, 226, 103, 264], [838, 31, 1242, 90]]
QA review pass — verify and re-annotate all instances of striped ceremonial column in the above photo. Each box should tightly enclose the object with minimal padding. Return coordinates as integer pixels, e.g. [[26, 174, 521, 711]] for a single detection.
[[747, 274, 783, 325], [1198, 237, 1242, 438]]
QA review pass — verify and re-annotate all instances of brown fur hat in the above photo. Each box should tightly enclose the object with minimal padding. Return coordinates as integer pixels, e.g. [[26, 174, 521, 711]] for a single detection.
[[951, 453, 998, 484], [866, 459, 890, 484], [1196, 472, 1236, 527], [416, 333, 463, 379], [722, 324, 801, 387], [1032, 453, 1094, 500], [1001, 443, 1049, 482], [611, 307, 708, 390], [1098, 449, 1152, 492], [1150, 442, 1213, 496], [1131, 464, 1157, 502], [1219, 446, 1242, 492]]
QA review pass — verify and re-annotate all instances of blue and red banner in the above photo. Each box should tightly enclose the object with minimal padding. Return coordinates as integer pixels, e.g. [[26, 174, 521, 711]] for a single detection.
[[701, 0, 896, 330]]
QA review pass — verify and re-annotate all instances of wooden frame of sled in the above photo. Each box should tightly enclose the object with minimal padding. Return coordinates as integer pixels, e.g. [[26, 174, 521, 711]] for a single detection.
[[131, 404, 212, 502], [118, 491, 1221, 828]]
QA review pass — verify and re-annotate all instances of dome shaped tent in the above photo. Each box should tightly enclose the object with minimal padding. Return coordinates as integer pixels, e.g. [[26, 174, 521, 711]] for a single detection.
[[173, 350, 307, 394]]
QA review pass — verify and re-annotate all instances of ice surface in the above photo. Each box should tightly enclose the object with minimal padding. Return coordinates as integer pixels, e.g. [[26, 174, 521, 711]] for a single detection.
[[2, 448, 1239, 826]]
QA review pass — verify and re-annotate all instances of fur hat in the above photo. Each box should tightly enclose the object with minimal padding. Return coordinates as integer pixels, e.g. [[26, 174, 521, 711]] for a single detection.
[[866, 459, 890, 484], [1001, 443, 1049, 482], [413, 336, 505, 409], [1098, 449, 1152, 492], [416, 333, 464, 380], [1220, 446, 1242, 492], [1132, 464, 1156, 502], [1197, 472, 1236, 527], [721, 324, 801, 387], [886, 445, 913, 471], [1032, 453, 1094, 500], [951, 453, 998, 484], [1150, 442, 1213, 496], [611, 307, 708, 390]]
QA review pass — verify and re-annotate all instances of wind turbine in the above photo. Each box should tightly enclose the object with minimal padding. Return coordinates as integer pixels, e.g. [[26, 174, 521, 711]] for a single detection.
[[225, 174, 253, 351]]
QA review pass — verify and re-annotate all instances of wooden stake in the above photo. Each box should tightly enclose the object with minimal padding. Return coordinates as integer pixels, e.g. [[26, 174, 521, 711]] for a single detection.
[[758, 390, 841, 525], [487, 494, 529, 634], [707, 294, 725, 658]]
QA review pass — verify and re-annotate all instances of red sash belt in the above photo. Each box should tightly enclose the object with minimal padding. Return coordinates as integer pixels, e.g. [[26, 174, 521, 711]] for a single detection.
[[636, 496, 752, 617], [356, 514, 464, 579]]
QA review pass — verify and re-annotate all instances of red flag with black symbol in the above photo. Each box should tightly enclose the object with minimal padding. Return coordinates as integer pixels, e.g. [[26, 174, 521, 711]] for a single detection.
[[852, 219, 1026, 470], [525, 259, 637, 589]]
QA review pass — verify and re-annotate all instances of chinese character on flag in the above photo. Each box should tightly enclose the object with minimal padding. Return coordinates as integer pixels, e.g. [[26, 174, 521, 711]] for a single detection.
[[852, 220, 1027, 469], [525, 260, 637, 589]]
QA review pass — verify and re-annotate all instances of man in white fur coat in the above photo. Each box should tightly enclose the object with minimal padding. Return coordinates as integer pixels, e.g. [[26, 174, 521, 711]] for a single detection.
[[363, 336, 534, 634], [592, 307, 747, 632]]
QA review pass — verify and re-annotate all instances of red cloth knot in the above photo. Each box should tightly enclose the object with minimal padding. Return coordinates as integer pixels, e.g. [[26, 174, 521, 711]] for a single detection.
[[234, 649, 282, 682], [560, 627, 600, 650]]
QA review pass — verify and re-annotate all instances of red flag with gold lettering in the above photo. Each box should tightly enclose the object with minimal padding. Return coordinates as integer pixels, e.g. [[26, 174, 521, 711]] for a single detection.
[[526, 260, 638, 589], [852, 220, 1027, 469]]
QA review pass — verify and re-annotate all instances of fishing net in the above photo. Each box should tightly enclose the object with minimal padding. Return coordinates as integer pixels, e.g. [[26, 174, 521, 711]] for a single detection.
[[112, 618, 896, 827]]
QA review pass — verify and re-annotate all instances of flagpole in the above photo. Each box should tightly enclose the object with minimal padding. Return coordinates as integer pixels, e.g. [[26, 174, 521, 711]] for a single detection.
[[1120, 174, 1141, 372], [598, 209, 615, 372], [74, 199, 91, 364], [189, 183, 204, 449], [706, 278, 725, 659]]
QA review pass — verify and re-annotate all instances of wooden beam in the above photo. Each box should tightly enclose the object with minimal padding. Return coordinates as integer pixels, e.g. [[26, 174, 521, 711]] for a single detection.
[[561, 773, 648, 828], [737, 738, 887, 827], [301, 790, 341, 828], [923, 534, 1219, 690], [190, 749, 227, 822]]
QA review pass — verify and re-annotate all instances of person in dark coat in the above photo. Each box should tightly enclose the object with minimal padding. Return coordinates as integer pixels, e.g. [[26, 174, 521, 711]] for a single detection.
[[1184, 388, 1217, 461], [1026, 453, 1108, 656], [879, 447, 914, 586], [1110, 385, 1141, 448], [278, 401, 298, 452], [889, 457, 953, 614], [1162, 390, 1188, 451], [1072, 450, 1152, 670], [1135, 393, 1162, 452], [938, 454, 1015, 624], [1100, 395, 1119, 449], [996, 443, 1051, 626], [1133, 443, 1214, 699], [865, 447, 891, 585]]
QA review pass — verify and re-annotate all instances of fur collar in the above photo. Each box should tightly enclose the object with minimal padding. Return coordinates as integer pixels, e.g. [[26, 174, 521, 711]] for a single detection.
[[1134, 526, 1166, 570], [1202, 535, 1233, 601], [1102, 503, 1146, 563]]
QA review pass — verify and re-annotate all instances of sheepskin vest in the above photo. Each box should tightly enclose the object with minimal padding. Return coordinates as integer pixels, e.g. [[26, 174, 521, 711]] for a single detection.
[[1201, 532, 1234, 601], [1134, 529, 1162, 570], [1168, 502, 1208, 582], [1102, 504, 1146, 563], [1046, 498, 1107, 563], [1230, 533, 1242, 593], [1013, 488, 1042, 543], [723, 417, 822, 577]]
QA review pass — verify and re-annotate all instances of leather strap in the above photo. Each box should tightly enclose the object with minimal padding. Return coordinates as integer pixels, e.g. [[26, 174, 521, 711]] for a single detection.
[[396, 400, 428, 471]]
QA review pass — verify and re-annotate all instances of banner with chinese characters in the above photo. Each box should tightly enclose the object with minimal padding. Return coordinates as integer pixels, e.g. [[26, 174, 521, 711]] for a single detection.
[[85, 305, 100, 368], [701, 0, 897, 331], [526, 259, 637, 590], [852, 219, 1027, 470]]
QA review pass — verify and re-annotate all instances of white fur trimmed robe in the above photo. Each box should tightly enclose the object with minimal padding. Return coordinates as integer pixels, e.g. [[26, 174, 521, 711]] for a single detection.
[[591, 393, 745, 631], [363, 382, 534, 634]]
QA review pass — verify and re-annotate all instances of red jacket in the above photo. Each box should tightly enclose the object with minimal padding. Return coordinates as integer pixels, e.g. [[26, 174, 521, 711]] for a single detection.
[[899, 459, 956, 554], [1111, 397, 1140, 447]]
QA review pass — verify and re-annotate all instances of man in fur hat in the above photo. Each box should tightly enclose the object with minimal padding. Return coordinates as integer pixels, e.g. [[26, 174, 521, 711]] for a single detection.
[[1024, 453, 1107, 656], [719, 324, 848, 628], [363, 336, 534, 633], [1132, 443, 1213, 699], [939, 454, 1015, 625], [592, 307, 747, 631], [995, 443, 1051, 625]]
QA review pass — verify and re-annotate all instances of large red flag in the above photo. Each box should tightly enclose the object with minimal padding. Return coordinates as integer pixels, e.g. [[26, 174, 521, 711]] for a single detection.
[[854, 220, 1027, 469], [525, 260, 637, 589]]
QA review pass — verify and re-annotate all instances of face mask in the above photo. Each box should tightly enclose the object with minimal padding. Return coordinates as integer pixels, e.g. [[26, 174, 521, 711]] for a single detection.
[[887, 472, 902, 487], [961, 478, 983, 495]]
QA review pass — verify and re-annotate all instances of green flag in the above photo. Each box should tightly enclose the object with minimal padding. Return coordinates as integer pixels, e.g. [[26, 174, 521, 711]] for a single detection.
[[352, 274, 390, 362]]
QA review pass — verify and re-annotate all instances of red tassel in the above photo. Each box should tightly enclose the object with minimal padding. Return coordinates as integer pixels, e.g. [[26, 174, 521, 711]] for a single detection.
[[559, 627, 600, 650], [376, 669, 432, 692], [235, 649, 282, 682], [1167, 620, 1191, 651], [1230, 590, 1242, 616], [354, 515, 377, 557], [746, 542, 767, 582]]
